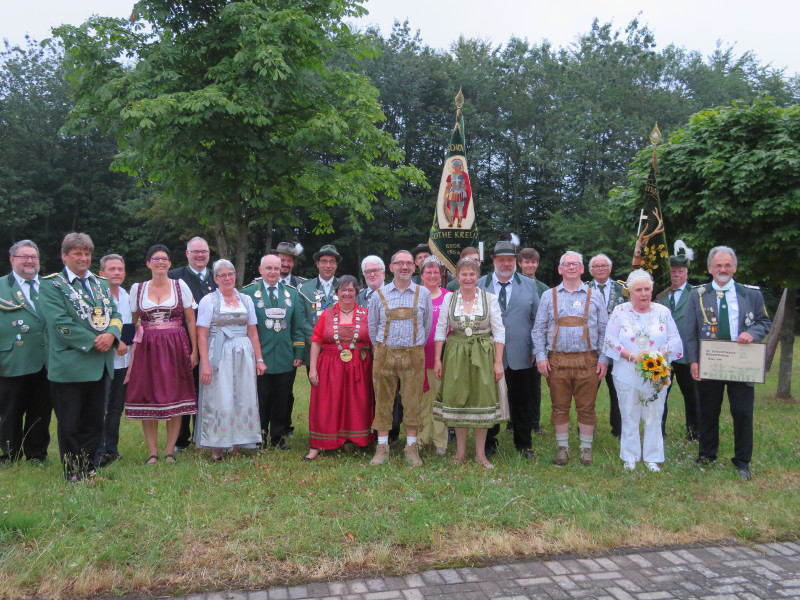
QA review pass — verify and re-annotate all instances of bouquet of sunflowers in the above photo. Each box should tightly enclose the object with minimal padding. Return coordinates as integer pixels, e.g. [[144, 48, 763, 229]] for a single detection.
[[634, 350, 672, 405]]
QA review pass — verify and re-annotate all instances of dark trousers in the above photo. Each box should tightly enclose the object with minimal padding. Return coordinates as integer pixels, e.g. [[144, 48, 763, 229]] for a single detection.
[[697, 379, 754, 468], [256, 371, 293, 445], [487, 366, 536, 451], [601, 361, 621, 436], [663, 362, 700, 438], [531, 369, 542, 430], [0, 368, 51, 462], [176, 364, 199, 448], [97, 368, 127, 458], [285, 367, 298, 432], [52, 376, 106, 478]]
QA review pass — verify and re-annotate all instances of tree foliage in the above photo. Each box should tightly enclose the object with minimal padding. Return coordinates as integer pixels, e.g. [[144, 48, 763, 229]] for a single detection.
[[54, 0, 425, 280], [611, 96, 800, 289]]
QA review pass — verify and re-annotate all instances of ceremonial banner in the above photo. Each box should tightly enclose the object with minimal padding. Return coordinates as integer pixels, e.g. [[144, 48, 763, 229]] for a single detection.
[[631, 124, 671, 293], [428, 89, 478, 275]]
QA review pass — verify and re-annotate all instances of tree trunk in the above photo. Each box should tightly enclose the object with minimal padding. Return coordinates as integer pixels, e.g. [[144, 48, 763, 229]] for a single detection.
[[213, 220, 230, 260], [264, 216, 274, 257], [234, 215, 249, 287], [777, 287, 796, 399]]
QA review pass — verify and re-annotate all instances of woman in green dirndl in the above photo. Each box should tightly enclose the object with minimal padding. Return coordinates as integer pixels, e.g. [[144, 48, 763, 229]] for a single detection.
[[433, 257, 507, 468]]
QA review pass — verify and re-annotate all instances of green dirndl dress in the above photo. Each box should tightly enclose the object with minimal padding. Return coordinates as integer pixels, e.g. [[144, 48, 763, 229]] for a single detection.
[[433, 289, 506, 428]]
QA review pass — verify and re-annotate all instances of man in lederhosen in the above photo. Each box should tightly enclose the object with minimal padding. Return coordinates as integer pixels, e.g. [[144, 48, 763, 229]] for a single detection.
[[532, 251, 608, 467], [368, 250, 433, 466]]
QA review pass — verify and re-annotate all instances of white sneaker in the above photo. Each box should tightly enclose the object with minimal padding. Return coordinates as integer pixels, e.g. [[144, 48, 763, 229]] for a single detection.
[[623, 461, 636, 471], [646, 462, 661, 472]]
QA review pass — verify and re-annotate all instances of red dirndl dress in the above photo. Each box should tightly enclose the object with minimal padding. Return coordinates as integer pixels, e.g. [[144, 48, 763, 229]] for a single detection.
[[308, 305, 376, 449]]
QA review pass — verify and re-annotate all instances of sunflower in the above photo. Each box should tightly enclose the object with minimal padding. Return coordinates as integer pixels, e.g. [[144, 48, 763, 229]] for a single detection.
[[644, 357, 657, 371], [655, 356, 664, 367]]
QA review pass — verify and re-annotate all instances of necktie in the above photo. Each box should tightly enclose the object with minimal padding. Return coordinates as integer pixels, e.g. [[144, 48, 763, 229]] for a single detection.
[[268, 286, 278, 307], [77, 277, 94, 301], [598, 283, 607, 305], [718, 289, 731, 341], [499, 281, 509, 311], [669, 291, 676, 311], [26, 280, 38, 309], [198, 271, 205, 282]]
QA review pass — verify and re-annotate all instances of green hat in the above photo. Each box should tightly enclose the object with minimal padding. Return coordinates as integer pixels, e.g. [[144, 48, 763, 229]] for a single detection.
[[491, 241, 517, 257], [669, 240, 694, 267], [274, 241, 302, 258], [313, 244, 342, 263]]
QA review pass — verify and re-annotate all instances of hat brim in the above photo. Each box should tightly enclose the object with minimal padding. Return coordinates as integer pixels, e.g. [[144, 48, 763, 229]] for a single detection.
[[313, 251, 343, 263]]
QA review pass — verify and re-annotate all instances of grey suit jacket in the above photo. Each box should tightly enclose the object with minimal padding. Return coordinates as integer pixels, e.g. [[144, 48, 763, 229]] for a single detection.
[[684, 282, 771, 379], [477, 272, 539, 370], [656, 284, 692, 364]]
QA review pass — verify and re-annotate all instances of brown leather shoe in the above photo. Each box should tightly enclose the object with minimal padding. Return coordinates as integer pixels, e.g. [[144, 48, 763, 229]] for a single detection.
[[370, 444, 390, 466], [404, 442, 423, 467], [553, 446, 569, 466], [579, 447, 593, 466]]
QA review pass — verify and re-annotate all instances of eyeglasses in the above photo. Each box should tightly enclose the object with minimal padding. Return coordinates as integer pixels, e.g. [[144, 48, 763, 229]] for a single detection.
[[392, 261, 414, 267], [560, 262, 582, 268], [710, 263, 735, 270], [188, 250, 210, 255], [149, 257, 170, 263], [364, 269, 383, 275], [590, 264, 610, 269], [215, 272, 236, 279], [12, 255, 39, 262]]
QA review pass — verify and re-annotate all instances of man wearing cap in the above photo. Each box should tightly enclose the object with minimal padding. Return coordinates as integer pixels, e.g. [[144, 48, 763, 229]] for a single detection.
[[357, 255, 386, 307], [0, 239, 51, 466], [298, 245, 341, 369], [274, 241, 306, 288], [656, 241, 701, 440], [169, 236, 217, 450], [242, 254, 306, 450], [477, 240, 540, 459], [684, 246, 771, 481], [587, 253, 626, 438], [533, 251, 608, 466], [39, 232, 123, 480], [368, 250, 433, 466], [410, 244, 431, 285]]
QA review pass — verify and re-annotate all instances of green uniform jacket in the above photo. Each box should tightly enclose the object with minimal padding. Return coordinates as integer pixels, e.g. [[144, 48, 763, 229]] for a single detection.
[[519, 273, 550, 298], [241, 280, 306, 374], [587, 279, 627, 315], [38, 270, 122, 383], [297, 276, 338, 365], [656, 284, 693, 364], [0, 273, 48, 377]]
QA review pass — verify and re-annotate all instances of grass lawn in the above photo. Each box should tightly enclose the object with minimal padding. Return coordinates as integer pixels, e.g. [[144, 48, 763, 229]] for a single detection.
[[1, 340, 798, 599]]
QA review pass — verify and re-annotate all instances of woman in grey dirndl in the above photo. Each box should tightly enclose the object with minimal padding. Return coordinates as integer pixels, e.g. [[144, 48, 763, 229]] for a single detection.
[[196, 260, 266, 460], [433, 257, 507, 468]]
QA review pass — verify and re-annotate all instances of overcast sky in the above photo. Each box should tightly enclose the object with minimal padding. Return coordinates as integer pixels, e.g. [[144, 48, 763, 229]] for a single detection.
[[2, 0, 798, 75]]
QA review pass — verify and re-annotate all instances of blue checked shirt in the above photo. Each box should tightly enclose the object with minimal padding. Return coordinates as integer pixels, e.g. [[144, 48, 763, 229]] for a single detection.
[[368, 281, 433, 347], [532, 282, 608, 364]]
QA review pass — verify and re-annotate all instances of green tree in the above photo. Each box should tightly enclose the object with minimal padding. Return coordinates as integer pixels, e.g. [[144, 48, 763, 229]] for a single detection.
[[55, 0, 424, 283], [612, 96, 800, 397], [0, 37, 146, 271]]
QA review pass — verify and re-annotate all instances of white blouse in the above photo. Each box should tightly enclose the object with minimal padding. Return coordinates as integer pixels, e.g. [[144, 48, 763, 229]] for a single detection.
[[434, 290, 505, 344], [603, 302, 683, 391], [129, 279, 194, 312]]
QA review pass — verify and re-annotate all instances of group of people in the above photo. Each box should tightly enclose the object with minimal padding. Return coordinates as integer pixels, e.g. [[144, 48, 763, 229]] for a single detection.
[[0, 232, 770, 481]]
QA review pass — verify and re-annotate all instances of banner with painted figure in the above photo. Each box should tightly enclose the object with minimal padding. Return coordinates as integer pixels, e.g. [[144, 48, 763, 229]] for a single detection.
[[428, 89, 479, 275]]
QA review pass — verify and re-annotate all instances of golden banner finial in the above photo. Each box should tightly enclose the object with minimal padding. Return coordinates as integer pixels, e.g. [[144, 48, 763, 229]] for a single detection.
[[454, 88, 464, 110], [649, 122, 662, 147]]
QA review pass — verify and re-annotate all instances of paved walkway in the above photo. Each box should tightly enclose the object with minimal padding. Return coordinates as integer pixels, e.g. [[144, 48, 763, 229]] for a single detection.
[[169, 542, 800, 600]]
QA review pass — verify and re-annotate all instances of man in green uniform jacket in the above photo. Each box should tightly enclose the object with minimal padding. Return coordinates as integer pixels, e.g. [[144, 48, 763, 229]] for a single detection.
[[0, 239, 51, 465], [241, 254, 306, 449], [39, 233, 122, 480]]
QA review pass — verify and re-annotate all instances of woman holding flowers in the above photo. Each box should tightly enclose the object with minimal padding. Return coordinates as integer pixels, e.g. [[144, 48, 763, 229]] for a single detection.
[[603, 269, 682, 472]]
